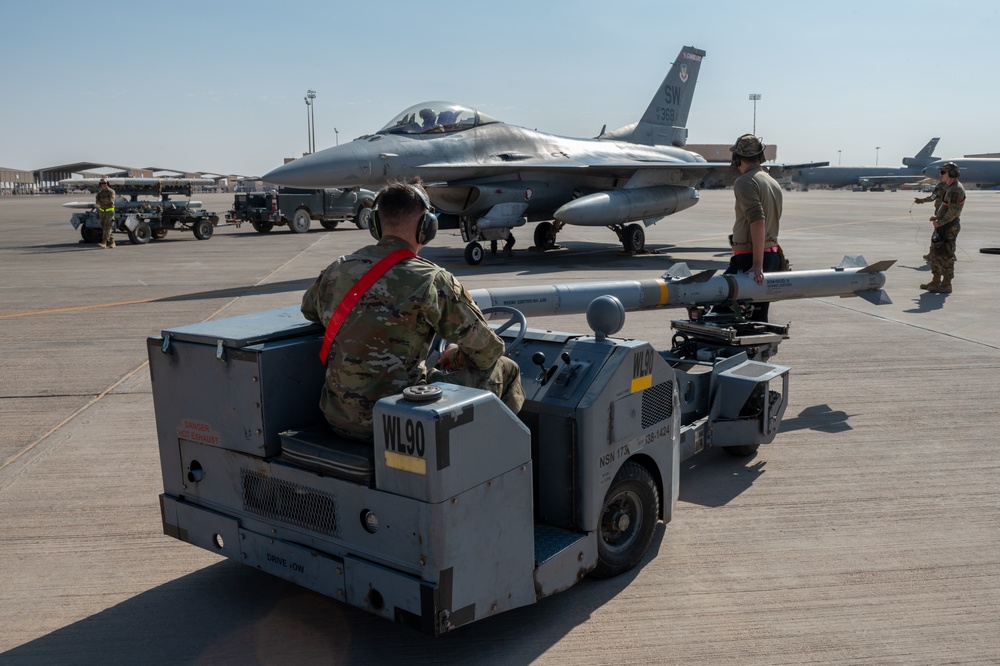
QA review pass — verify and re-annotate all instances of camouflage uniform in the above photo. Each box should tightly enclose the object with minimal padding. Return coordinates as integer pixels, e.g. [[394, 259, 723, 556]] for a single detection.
[[915, 181, 946, 260], [301, 235, 524, 441], [95, 186, 116, 246], [928, 179, 965, 282]]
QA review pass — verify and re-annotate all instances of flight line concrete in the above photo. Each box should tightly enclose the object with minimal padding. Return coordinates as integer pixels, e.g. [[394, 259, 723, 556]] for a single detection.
[[1, 189, 998, 664]]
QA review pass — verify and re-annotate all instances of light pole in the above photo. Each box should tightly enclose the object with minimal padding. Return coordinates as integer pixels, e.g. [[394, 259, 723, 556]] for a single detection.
[[335, 127, 339, 146], [875, 146, 881, 166], [838, 150, 842, 166], [304, 90, 317, 154], [748, 93, 761, 134]]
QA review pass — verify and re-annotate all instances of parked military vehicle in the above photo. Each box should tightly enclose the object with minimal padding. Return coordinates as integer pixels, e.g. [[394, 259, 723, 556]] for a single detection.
[[64, 178, 220, 244], [149, 259, 892, 635], [228, 187, 376, 234]]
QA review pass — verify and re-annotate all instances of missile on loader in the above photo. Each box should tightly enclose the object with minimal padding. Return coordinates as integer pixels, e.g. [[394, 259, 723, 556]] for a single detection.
[[470, 255, 895, 318]]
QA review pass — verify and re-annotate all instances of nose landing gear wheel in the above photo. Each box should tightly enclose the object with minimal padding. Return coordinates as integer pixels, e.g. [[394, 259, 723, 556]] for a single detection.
[[464, 242, 484, 265]]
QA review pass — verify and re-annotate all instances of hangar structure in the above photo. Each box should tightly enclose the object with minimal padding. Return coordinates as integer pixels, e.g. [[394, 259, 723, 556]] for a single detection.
[[1, 161, 259, 195]]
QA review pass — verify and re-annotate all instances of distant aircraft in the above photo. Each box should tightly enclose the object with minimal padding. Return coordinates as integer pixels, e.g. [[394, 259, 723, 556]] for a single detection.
[[792, 138, 940, 191], [264, 46, 745, 264], [922, 157, 1000, 189]]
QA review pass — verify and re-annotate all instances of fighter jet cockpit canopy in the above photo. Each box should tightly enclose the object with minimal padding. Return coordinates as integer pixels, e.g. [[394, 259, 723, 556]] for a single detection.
[[378, 101, 499, 136]]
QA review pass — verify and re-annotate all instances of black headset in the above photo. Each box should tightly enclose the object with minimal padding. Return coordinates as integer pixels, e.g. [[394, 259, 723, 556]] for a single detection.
[[369, 183, 438, 245], [941, 163, 960, 178]]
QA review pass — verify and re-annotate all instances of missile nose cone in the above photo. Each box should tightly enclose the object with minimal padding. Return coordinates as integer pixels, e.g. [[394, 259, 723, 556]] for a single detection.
[[263, 143, 372, 189]]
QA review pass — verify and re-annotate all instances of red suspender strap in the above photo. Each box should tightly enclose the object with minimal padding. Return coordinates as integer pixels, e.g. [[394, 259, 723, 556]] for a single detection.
[[318, 248, 415, 362]]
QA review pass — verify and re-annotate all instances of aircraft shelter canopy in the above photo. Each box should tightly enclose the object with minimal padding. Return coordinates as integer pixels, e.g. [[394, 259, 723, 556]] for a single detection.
[[378, 101, 499, 136]]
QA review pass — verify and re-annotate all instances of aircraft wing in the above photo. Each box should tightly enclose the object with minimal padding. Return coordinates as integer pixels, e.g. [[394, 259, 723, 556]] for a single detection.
[[856, 174, 929, 187], [414, 158, 730, 189], [765, 161, 830, 177]]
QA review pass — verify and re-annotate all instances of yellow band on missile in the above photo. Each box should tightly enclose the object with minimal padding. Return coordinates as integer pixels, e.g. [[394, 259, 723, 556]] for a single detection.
[[657, 279, 669, 307]]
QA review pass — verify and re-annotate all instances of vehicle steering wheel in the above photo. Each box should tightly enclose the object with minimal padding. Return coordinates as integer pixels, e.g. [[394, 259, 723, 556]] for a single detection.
[[431, 305, 527, 363], [480, 306, 527, 353]]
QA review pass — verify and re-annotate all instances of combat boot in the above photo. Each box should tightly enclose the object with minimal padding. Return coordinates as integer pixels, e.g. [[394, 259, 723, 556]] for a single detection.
[[929, 279, 952, 293], [920, 274, 941, 290], [108, 238, 116, 249], [97, 242, 107, 249], [922, 252, 931, 261]]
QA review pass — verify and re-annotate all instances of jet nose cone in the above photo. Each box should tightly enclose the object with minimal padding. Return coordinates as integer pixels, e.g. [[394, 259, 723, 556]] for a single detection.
[[263, 143, 372, 189]]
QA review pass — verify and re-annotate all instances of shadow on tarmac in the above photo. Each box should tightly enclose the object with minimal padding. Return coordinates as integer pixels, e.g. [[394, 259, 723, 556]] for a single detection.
[[2, 530, 665, 666], [679, 447, 767, 508]]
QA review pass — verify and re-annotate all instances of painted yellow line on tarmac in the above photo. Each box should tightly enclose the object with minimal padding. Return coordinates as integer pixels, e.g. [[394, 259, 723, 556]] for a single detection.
[[0, 298, 158, 319]]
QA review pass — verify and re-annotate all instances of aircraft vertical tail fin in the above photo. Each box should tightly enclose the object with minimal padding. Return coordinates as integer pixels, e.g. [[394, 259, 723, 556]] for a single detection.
[[902, 137, 940, 168], [599, 45, 706, 147]]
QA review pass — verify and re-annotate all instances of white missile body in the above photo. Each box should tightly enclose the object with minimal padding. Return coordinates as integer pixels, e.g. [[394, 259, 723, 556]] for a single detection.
[[62, 200, 204, 210], [470, 256, 894, 317]]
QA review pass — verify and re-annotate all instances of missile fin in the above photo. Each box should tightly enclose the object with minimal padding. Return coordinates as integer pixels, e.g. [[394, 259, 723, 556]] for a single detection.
[[837, 255, 868, 269], [661, 263, 693, 280], [853, 289, 892, 305], [858, 259, 897, 274], [677, 269, 717, 285]]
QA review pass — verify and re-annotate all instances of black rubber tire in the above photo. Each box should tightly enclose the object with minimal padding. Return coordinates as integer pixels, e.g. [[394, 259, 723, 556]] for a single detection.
[[464, 242, 484, 265], [320, 219, 340, 230], [128, 221, 151, 245], [355, 207, 372, 229], [152, 228, 168, 240], [193, 219, 214, 240], [592, 461, 660, 579], [251, 221, 274, 233], [623, 224, 645, 253], [533, 221, 556, 250], [290, 209, 311, 233], [81, 226, 103, 243]]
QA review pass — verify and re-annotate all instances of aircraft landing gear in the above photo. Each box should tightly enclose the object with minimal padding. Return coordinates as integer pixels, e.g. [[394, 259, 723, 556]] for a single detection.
[[465, 242, 484, 265], [616, 223, 646, 254], [533, 221, 557, 250]]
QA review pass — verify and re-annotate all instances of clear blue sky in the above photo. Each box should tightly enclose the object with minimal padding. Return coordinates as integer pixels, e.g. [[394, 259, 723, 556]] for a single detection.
[[2, 0, 997, 176]]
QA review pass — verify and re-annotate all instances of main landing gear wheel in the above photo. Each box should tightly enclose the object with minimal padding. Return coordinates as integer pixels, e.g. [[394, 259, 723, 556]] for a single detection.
[[193, 219, 214, 240], [534, 221, 557, 250], [623, 224, 645, 254], [592, 461, 659, 579], [251, 220, 274, 233], [464, 242, 484, 265], [128, 220, 151, 245], [290, 209, 311, 233], [320, 219, 340, 230]]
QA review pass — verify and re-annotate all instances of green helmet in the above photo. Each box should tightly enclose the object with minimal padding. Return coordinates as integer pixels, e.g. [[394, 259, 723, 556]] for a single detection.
[[939, 161, 960, 177], [730, 133, 766, 157]]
